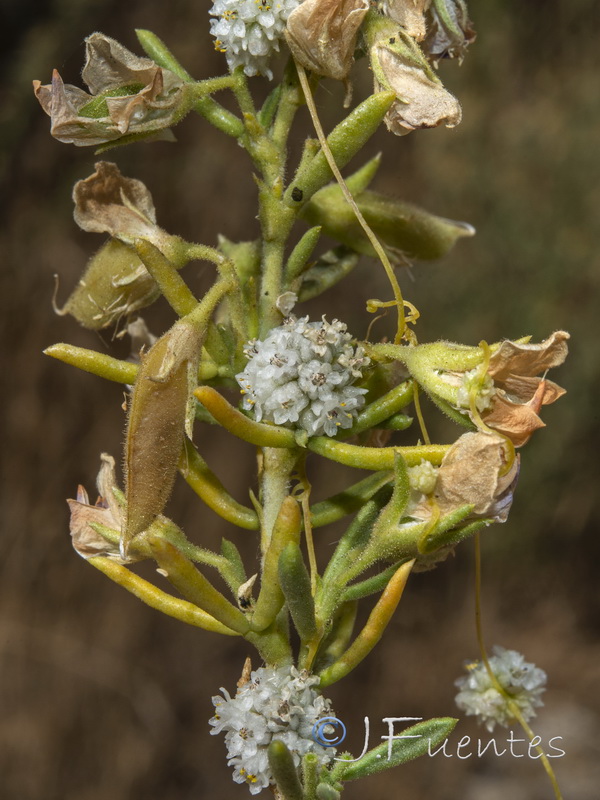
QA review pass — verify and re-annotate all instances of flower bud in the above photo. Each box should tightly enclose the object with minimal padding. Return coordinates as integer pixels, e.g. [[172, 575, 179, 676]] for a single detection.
[[285, 0, 369, 81], [301, 181, 474, 261], [364, 12, 461, 135], [33, 33, 191, 146]]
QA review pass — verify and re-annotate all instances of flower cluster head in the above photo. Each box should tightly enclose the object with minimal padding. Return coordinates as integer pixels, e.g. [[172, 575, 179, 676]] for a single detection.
[[209, 0, 300, 79], [236, 316, 369, 437], [209, 665, 336, 794], [455, 646, 547, 732]]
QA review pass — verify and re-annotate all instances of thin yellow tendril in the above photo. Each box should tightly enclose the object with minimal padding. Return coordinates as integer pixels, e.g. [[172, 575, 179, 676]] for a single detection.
[[412, 381, 431, 445], [417, 496, 440, 553], [294, 60, 407, 344], [474, 534, 564, 800], [293, 457, 318, 595]]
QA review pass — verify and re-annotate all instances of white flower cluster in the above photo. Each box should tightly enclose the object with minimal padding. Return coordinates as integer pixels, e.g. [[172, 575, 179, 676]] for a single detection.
[[236, 317, 369, 437], [209, 0, 300, 79], [455, 646, 547, 732], [209, 665, 336, 794]]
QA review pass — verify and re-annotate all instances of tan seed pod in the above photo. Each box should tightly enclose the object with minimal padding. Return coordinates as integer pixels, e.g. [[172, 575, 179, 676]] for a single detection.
[[122, 317, 204, 556]]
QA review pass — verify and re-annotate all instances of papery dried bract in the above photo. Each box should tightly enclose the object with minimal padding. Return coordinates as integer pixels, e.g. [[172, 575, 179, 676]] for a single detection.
[[382, 0, 431, 41], [67, 454, 141, 563], [366, 18, 461, 135], [73, 161, 161, 245], [435, 432, 519, 522], [423, 0, 475, 63], [123, 318, 205, 555], [59, 162, 176, 330], [285, 0, 369, 81], [483, 331, 569, 447], [33, 33, 188, 146]]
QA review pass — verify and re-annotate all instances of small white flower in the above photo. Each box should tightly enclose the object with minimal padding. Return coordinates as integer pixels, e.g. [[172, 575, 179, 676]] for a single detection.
[[454, 646, 547, 732], [209, 665, 336, 794], [236, 316, 369, 437], [209, 0, 301, 79], [455, 367, 496, 412]]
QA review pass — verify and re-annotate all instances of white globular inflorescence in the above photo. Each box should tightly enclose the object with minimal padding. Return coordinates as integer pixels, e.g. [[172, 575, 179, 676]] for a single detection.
[[236, 316, 370, 437], [209, 665, 337, 794], [454, 646, 547, 732], [209, 0, 301, 79]]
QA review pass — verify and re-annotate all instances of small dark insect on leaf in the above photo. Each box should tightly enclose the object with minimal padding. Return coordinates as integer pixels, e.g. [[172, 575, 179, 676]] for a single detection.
[[291, 186, 304, 202]]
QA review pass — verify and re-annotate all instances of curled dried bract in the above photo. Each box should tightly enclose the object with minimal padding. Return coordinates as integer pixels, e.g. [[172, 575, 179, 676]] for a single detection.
[[381, 0, 432, 42], [423, 0, 476, 63], [67, 454, 141, 563], [33, 33, 189, 146], [483, 331, 569, 447], [73, 161, 163, 246], [365, 17, 461, 135]]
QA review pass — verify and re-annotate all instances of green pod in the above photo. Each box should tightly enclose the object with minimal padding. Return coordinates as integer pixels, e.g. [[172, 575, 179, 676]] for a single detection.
[[123, 316, 204, 555], [301, 185, 474, 261], [285, 91, 396, 206], [251, 497, 302, 632], [267, 740, 303, 800], [148, 535, 250, 634], [278, 542, 317, 641], [57, 239, 159, 330]]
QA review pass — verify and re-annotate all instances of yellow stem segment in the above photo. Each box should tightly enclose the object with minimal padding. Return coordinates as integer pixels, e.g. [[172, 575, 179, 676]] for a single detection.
[[194, 387, 296, 448], [88, 557, 240, 636], [318, 559, 415, 687]]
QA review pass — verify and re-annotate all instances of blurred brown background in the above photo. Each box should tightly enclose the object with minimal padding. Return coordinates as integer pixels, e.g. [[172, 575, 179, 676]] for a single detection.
[[1, 0, 598, 798]]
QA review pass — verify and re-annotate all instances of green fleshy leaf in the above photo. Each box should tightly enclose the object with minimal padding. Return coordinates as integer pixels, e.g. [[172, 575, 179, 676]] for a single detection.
[[341, 717, 458, 780]]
